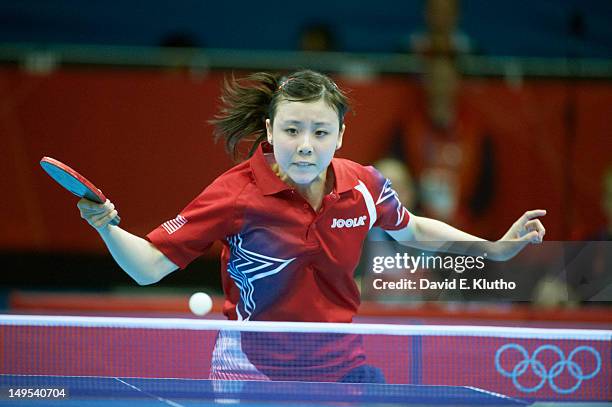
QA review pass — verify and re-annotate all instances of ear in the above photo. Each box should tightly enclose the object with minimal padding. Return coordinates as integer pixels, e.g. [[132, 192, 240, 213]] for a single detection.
[[336, 123, 345, 150], [265, 119, 273, 144]]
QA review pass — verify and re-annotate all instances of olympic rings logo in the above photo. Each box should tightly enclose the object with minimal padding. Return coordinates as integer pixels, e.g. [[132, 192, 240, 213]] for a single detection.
[[494, 344, 601, 394]]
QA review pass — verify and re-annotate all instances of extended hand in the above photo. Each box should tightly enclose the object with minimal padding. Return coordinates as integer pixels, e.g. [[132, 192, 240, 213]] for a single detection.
[[491, 209, 546, 261]]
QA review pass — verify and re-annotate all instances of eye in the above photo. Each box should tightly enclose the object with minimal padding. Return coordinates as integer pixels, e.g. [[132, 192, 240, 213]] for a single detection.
[[315, 130, 329, 137], [285, 128, 298, 135]]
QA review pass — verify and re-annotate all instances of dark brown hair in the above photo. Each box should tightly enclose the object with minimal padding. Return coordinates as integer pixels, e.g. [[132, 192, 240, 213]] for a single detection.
[[210, 70, 349, 161]]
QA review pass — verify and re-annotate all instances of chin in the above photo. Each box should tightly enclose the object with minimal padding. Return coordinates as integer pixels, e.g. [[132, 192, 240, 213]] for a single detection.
[[286, 169, 319, 185], [289, 175, 317, 185]]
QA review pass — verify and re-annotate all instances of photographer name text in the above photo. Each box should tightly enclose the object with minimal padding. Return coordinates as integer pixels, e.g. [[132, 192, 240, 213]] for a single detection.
[[372, 278, 516, 290]]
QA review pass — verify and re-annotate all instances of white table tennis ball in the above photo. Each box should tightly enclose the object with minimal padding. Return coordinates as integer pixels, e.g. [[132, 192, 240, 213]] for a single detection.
[[189, 292, 213, 316]]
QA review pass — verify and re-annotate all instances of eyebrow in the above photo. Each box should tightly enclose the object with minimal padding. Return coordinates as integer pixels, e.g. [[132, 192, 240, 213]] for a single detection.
[[280, 120, 333, 126]]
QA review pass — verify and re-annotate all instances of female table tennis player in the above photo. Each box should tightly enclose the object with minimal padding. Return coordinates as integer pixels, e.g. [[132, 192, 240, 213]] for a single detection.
[[77, 70, 546, 383]]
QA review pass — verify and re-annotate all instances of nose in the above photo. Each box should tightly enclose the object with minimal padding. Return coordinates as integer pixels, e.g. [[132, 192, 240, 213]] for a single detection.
[[297, 134, 313, 155]]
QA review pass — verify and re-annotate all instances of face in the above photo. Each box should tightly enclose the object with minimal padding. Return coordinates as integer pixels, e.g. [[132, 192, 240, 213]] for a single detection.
[[266, 98, 344, 187]]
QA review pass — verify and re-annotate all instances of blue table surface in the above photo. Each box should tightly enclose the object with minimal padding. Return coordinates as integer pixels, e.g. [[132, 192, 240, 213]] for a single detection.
[[0, 374, 528, 406]]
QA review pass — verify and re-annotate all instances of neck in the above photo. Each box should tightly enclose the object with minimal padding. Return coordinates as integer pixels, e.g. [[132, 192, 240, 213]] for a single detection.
[[274, 164, 332, 211], [291, 169, 329, 207]]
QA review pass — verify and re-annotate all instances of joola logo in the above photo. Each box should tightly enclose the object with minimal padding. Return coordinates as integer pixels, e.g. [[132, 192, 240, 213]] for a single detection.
[[331, 216, 367, 229]]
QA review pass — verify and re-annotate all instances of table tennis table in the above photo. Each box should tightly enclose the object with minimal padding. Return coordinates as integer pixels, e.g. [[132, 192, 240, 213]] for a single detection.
[[0, 374, 528, 406], [3, 315, 610, 405]]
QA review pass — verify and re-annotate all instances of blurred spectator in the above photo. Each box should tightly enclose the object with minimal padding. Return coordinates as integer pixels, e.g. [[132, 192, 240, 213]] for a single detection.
[[532, 275, 578, 309], [574, 166, 612, 301], [400, 56, 495, 233], [572, 165, 612, 241], [158, 31, 202, 74], [367, 157, 418, 243], [553, 166, 612, 305], [358, 158, 422, 302], [298, 23, 378, 81], [594, 165, 612, 241], [299, 23, 336, 52], [374, 158, 417, 211], [409, 0, 472, 55]]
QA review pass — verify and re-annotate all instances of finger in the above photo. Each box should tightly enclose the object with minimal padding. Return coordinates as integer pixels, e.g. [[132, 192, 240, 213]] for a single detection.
[[90, 209, 118, 229], [518, 230, 541, 244], [78, 200, 114, 216], [80, 206, 104, 220], [80, 207, 109, 217], [88, 210, 109, 227], [521, 209, 547, 223], [77, 198, 106, 211], [525, 219, 545, 234], [80, 207, 109, 220], [87, 203, 114, 222], [78, 201, 114, 217], [533, 219, 546, 239]]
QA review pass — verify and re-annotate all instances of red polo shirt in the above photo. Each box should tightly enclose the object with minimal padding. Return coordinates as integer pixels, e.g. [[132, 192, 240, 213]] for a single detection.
[[147, 142, 411, 323]]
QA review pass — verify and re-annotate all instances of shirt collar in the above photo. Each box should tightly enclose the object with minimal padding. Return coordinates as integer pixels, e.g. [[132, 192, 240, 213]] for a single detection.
[[250, 142, 355, 196], [250, 142, 291, 195], [329, 157, 355, 194]]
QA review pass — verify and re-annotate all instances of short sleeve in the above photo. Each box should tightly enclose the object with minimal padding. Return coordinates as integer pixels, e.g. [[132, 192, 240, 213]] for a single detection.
[[146, 176, 242, 269], [365, 166, 412, 231]]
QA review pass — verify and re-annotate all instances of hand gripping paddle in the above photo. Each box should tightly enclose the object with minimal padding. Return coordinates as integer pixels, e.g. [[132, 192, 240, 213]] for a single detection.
[[40, 156, 121, 225]]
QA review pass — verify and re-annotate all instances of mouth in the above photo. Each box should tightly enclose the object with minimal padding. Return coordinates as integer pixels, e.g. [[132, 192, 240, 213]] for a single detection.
[[293, 162, 316, 168]]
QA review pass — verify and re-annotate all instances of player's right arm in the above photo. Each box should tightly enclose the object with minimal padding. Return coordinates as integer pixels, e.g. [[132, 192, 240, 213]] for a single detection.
[[77, 198, 179, 285]]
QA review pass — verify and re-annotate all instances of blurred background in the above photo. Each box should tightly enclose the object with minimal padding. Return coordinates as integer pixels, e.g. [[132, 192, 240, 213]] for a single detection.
[[0, 0, 610, 326]]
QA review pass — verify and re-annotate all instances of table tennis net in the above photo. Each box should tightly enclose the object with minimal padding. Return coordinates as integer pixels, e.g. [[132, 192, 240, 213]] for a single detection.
[[1, 315, 610, 401]]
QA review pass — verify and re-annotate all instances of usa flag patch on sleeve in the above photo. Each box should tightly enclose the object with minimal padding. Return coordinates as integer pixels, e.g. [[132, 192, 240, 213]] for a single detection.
[[161, 214, 188, 235]]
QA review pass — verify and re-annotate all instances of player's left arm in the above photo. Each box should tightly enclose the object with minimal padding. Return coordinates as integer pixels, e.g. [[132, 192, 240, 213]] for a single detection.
[[387, 210, 546, 261]]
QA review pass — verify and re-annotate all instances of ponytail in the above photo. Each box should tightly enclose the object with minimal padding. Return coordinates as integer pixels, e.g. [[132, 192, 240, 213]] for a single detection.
[[210, 72, 279, 161]]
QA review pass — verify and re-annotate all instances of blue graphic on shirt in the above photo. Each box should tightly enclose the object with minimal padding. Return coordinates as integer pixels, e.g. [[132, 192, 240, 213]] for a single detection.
[[227, 234, 296, 320]]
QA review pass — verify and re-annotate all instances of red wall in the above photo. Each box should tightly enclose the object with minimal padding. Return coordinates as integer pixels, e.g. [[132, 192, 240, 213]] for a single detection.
[[1, 68, 610, 253]]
